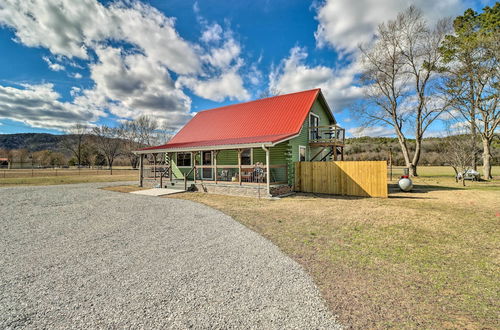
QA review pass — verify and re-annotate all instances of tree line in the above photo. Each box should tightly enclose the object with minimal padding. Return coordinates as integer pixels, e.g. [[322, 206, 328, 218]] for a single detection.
[[0, 115, 170, 172], [357, 3, 499, 179]]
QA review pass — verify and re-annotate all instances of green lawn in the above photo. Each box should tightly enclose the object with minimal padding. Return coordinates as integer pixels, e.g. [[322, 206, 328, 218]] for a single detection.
[[171, 179, 500, 328], [391, 165, 500, 178], [0, 173, 136, 187]]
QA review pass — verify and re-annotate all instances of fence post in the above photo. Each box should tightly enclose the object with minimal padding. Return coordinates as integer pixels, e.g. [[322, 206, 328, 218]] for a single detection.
[[294, 162, 300, 191]]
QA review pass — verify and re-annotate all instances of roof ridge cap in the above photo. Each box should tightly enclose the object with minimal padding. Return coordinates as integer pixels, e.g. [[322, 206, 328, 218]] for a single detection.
[[197, 88, 321, 114]]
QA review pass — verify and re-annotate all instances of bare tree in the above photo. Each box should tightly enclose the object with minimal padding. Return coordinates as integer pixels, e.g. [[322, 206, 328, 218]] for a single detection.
[[120, 115, 160, 168], [259, 87, 281, 99], [442, 136, 475, 186], [13, 149, 29, 168], [357, 6, 451, 176], [92, 125, 123, 175], [61, 124, 88, 166], [120, 121, 140, 168], [150, 121, 172, 146]]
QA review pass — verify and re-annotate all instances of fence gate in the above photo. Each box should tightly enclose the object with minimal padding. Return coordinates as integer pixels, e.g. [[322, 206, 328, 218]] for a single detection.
[[294, 161, 387, 197]]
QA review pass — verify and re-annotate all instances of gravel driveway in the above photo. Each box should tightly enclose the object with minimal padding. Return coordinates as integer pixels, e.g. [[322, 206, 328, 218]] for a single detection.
[[0, 183, 340, 329]]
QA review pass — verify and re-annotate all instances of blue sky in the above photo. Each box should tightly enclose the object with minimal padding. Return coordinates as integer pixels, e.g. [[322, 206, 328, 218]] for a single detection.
[[0, 0, 490, 136]]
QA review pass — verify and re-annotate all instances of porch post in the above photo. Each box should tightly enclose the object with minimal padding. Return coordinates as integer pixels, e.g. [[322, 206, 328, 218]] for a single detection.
[[192, 151, 196, 183], [333, 145, 337, 161], [214, 150, 218, 184], [262, 145, 271, 196], [153, 153, 157, 179], [237, 149, 242, 185], [168, 153, 173, 182], [139, 153, 144, 187]]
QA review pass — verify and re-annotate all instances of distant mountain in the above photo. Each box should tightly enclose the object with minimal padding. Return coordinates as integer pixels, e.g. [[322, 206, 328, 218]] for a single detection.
[[0, 133, 66, 152]]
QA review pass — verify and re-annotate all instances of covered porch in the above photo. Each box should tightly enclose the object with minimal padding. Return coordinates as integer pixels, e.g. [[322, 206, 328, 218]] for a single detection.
[[136, 145, 289, 197]]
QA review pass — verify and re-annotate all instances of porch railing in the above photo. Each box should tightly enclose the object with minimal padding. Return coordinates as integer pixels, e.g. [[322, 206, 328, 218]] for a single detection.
[[309, 125, 345, 144], [143, 165, 168, 179], [189, 164, 288, 184]]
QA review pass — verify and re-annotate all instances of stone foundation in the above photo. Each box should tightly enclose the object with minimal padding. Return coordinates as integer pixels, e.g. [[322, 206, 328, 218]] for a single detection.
[[190, 183, 292, 198], [141, 179, 292, 198], [141, 178, 177, 189], [270, 185, 294, 196]]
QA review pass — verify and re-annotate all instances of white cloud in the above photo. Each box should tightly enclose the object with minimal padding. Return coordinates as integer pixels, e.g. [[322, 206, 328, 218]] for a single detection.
[[247, 62, 263, 86], [87, 46, 192, 128], [71, 73, 83, 79], [178, 7, 250, 102], [177, 70, 250, 102], [348, 126, 394, 137], [202, 38, 242, 69], [0, 0, 200, 74], [315, 0, 465, 53], [42, 57, 66, 72], [110, 1, 201, 75], [201, 23, 223, 43], [0, 83, 97, 130], [0, 0, 110, 59], [270, 46, 364, 112], [0, 0, 251, 131]]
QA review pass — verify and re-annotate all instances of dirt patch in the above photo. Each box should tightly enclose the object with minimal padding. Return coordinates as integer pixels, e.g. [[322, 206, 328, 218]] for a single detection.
[[101, 185, 146, 193]]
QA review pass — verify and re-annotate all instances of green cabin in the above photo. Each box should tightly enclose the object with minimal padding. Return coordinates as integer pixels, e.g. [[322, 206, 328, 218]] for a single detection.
[[135, 88, 345, 196]]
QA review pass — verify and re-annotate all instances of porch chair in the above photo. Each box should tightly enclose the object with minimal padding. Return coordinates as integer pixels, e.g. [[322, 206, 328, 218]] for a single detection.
[[219, 169, 230, 181]]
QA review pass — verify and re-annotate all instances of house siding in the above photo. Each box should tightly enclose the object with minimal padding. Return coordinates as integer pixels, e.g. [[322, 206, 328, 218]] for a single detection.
[[287, 98, 334, 185]]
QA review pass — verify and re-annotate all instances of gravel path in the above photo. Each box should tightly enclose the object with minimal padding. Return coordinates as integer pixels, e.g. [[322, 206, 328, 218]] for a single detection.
[[0, 183, 340, 329]]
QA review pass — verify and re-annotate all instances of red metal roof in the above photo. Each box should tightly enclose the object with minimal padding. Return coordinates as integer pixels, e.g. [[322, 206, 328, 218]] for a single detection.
[[142, 88, 325, 151]]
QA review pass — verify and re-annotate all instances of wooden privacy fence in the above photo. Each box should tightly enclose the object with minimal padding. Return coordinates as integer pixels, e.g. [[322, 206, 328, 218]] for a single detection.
[[294, 161, 388, 197]]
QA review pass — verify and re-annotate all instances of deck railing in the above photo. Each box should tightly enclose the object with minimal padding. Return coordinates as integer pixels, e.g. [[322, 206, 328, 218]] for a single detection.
[[309, 125, 345, 144]]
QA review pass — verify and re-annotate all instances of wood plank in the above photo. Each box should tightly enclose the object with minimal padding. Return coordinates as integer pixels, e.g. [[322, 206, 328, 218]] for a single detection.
[[293, 161, 387, 198]]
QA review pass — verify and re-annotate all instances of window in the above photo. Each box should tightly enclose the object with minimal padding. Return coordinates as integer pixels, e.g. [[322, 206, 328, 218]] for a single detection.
[[309, 113, 319, 140], [176, 153, 191, 167], [241, 149, 252, 165], [299, 146, 306, 162]]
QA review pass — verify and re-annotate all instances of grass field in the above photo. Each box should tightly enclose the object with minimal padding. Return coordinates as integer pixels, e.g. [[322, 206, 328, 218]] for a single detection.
[[171, 178, 500, 328], [391, 165, 500, 178], [0, 168, 137, 187]]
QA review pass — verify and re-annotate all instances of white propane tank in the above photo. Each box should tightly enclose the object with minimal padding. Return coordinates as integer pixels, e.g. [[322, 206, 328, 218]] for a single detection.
[[398, 178, 413, 192]]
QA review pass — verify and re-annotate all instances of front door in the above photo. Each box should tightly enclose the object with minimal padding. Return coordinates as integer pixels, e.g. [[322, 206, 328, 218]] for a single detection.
[[202, 151, 213, 180]]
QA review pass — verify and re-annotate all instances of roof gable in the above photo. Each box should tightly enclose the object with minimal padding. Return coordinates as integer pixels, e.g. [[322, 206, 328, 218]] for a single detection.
[[143, 89, 331, 151]]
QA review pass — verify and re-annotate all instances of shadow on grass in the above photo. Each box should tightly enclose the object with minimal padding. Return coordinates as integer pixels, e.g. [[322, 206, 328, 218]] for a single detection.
[[290, 192, 369, 200], [286, 183, 469, 200], [389, 183, 464, 194]]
